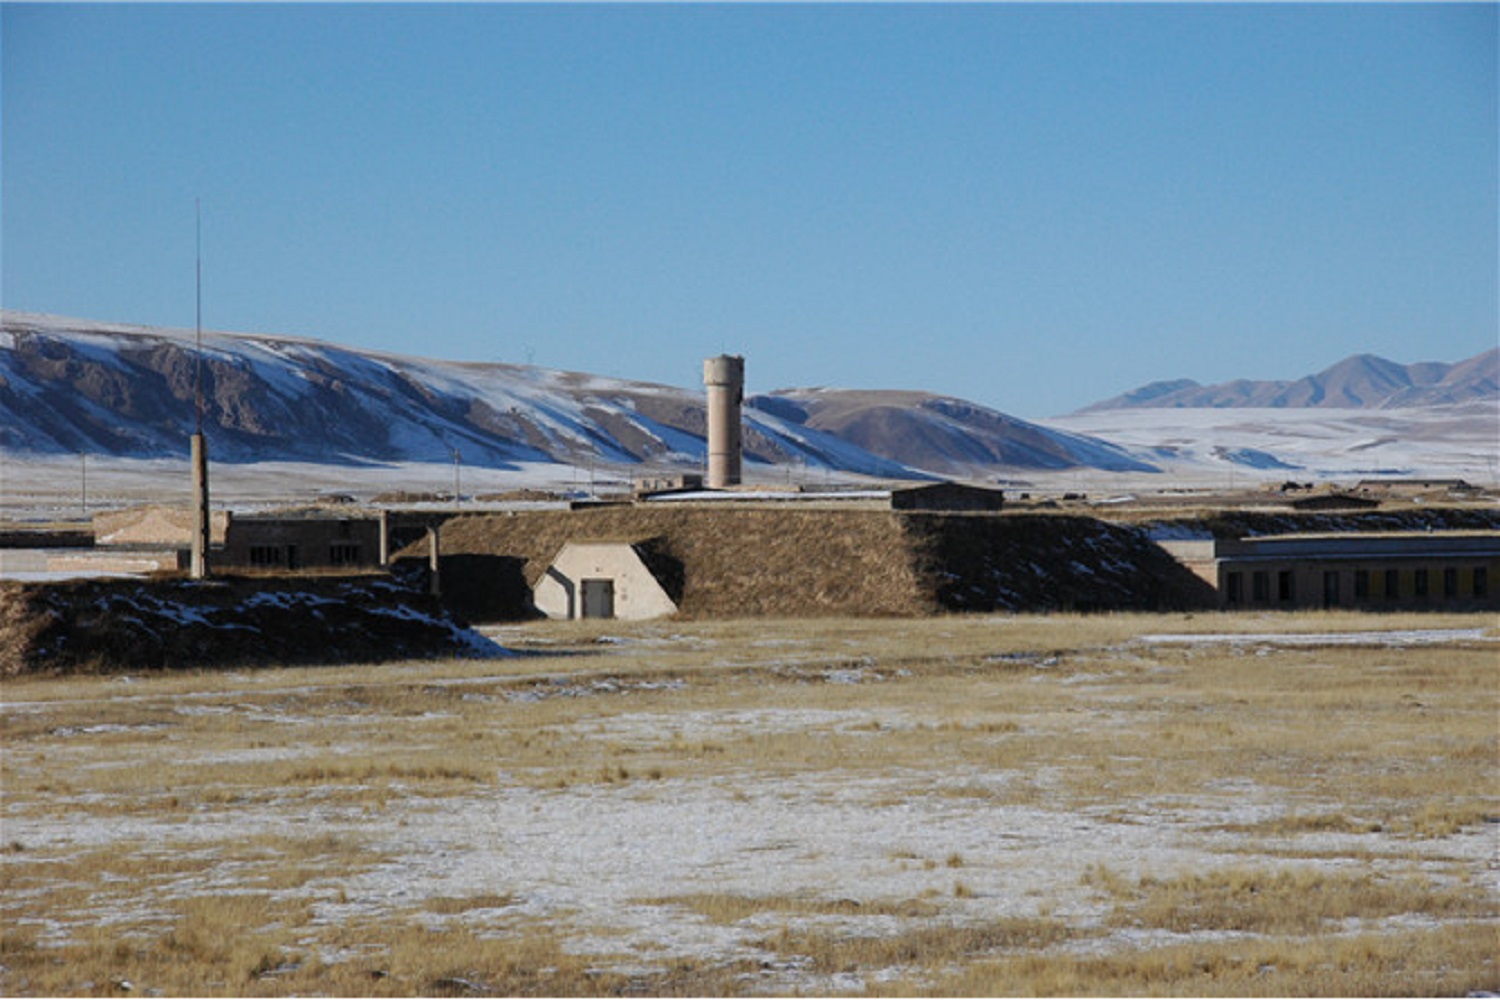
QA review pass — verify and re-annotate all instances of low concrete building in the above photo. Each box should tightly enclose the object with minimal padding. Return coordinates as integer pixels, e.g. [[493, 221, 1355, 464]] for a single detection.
[[1216, 532, 1499, 610], [889, 482, 1005, 512], [221, 514, 383, 571], [533, 540, 681, 621], [1155, 539, 1218, 588], [634, 472, 703, 497], [1287, 493, 1380, 512]]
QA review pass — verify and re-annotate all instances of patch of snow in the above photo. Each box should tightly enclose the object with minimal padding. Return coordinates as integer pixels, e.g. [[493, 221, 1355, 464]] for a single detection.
[[1137, 629, 1492, 647], [1046, 404, 1498, 484]]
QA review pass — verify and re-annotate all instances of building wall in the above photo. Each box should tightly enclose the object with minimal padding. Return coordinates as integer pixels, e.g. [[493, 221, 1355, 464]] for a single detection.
[[533, 542, 678, 621], [890, 483, 1006, 512], [1156, 540, 1218, 588], [634, 473, 704, 496], [220, 518, 383, 571], [1216, 535, 1500, 610]]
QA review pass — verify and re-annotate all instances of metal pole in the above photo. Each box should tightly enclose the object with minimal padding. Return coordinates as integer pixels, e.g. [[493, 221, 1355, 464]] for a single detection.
[[195, 198, 203, 436], [189, 199, 210, 579]]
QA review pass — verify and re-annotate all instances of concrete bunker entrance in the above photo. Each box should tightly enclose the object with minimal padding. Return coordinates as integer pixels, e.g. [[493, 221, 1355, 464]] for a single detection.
[[533, 541, 679, 622]]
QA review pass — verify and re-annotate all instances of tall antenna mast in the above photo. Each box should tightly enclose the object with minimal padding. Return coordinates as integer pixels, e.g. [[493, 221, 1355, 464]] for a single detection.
[[195, 198, 203, 434]]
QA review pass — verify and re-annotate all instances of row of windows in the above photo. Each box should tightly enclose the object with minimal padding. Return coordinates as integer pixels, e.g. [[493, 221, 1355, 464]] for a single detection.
[[248, 544, 297, 568], [245, 543, 364, 569], [1225, 566, 1489, 606]]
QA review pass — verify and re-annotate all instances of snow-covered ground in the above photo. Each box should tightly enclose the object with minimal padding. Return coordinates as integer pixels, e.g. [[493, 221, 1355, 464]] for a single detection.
[[0, 453, 910, 522], [3, 622, 1495, 994], [1138, 628, 1492, 647], [0, 455, 604, 520], [1049, 403, 1499, 485]]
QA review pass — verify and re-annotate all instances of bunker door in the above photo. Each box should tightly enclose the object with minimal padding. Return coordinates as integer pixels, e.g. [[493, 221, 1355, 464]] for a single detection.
[[581, 579, 615, 619]]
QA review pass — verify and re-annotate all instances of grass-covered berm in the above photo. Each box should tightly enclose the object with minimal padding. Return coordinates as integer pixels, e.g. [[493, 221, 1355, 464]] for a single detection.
[[1, 612, 1495, 996], [0, 574, 502, 675], [411, 506, 1219, 622]]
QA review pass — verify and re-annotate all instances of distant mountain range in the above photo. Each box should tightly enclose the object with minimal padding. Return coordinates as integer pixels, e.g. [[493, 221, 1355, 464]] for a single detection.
[[3, 311, 1491, 481], [1080, 349, 1498, 412], [0, 311, 1150, 478]]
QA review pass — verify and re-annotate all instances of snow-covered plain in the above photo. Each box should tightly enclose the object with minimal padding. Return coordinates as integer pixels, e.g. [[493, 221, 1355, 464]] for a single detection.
[[1048, 403, 1499, 485], [3, 622, 1495, 995]]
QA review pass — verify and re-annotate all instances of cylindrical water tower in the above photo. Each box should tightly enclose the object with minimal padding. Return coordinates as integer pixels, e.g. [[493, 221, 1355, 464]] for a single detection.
[[703, 354, 744, 489]]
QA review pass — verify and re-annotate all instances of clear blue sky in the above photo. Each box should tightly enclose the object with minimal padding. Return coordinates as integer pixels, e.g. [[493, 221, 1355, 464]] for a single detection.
[[4, 3, 1495, 418]]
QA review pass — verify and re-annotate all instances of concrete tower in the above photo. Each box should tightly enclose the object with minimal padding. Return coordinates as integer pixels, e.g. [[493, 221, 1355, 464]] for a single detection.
[[189, 432, 210, 578], [703, 354, 744, 489]]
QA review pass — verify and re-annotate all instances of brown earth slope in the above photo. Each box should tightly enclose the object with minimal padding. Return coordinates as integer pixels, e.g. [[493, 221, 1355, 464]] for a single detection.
[[420, 507, 1216, 621], [0, 575, 503, 675]]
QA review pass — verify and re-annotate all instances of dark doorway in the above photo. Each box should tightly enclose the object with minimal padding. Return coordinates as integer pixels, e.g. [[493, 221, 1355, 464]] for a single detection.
[[581, 579, 615, 619]]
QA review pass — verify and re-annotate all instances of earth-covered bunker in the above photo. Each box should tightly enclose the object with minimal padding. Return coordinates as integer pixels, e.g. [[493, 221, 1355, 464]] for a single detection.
[[418, 506, 1215, 622]]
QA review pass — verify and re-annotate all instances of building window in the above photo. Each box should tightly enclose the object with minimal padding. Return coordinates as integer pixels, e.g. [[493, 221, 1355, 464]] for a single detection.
[[1252, 571, 1270, 603], [1384, 569, 1400, 599], [1443, 567, 1458, 599], [1225, 572, 1243, 605], [1278, 570, 1295, 602], [249, 545, 282, 567], [329, 543, 361, 567], [1323, 571, 1340, 608], [1414, 569, 1429, 599], [1474, 567, 1488, 598], [1353, 570, 1369, 600]]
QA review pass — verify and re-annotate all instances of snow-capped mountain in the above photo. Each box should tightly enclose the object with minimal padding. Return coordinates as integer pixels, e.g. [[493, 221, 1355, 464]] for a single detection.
[[1053, 349, 1499, 482], [0, 312, 1142, 479], [1080, 349, 1498, 411], [6, 312, 1491, 485]]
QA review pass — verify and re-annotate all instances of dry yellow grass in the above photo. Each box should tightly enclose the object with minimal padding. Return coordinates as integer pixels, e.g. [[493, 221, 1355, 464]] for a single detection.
[[2, 611, 1495, 996]]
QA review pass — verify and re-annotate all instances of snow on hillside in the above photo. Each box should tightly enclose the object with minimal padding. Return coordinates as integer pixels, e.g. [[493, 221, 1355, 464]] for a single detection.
[[4, 311, 1492, 490], [1049, 403, 1499, 482], [0, 311, 918, 479], [751, 389, 1159, 476]]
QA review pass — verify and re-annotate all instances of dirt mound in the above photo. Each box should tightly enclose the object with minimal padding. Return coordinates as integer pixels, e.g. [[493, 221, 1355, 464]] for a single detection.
[[1144, 508, 1500, 538], [425, 507, 929, 620], [420, 507, 1215, 621], [0, 574, 504, 676], [906, 514, 1216, 612]]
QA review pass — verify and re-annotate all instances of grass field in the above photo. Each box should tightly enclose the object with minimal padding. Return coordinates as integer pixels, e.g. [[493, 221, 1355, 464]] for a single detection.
[[2, 611, 1496, 996]]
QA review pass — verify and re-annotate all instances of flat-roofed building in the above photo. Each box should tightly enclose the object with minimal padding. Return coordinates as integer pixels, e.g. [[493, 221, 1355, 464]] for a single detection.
[[221, 513, 383, 571], [1215, 532, 1499, 611]]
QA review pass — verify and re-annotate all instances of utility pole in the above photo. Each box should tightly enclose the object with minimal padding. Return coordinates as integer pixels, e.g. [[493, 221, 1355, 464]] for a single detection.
[[189, 199, 211, 579]]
